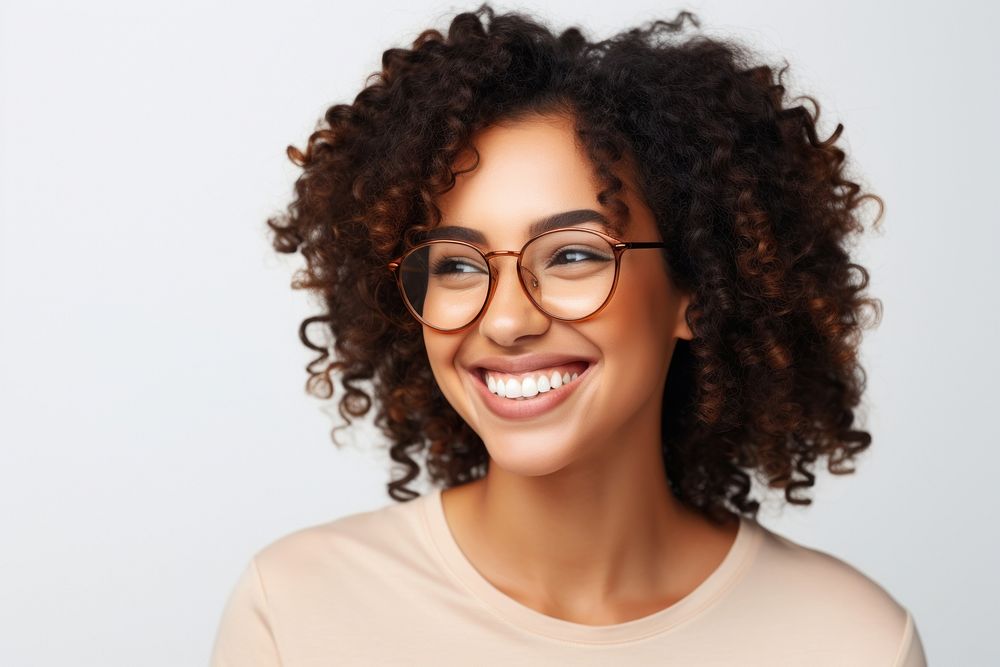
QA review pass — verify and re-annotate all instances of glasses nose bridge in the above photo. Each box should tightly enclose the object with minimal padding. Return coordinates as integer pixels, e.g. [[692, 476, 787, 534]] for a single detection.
[[480, 248, 542, 311], [482, 248, 522, 263], [481, 248, 523, 279]]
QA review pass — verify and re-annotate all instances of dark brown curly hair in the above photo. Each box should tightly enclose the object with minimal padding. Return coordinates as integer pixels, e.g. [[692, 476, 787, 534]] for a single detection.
[[267, 5, 884, 523]]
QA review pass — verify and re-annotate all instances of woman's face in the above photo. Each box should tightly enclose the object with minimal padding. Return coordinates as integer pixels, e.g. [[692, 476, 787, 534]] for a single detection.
[[423, 113, 693, 476]]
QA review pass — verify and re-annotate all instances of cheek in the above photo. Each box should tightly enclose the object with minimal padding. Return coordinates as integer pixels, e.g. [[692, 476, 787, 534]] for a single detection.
[[596, 263, 675, 379], [422, 330, 466, 398]]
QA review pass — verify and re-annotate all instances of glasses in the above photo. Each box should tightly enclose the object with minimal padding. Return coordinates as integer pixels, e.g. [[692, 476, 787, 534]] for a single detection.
[[387, 226, 666, 333]]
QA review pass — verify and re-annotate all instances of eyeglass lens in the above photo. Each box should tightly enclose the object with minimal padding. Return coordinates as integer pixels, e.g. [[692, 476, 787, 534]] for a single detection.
[[398, 229, 617, 330]]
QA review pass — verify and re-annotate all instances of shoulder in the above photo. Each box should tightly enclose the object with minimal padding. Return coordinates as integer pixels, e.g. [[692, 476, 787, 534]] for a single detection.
[[249, 494, 433, 591], [734, 520, 925, 665], [749, 522, 905, 614], [212, 495, 438, 663]]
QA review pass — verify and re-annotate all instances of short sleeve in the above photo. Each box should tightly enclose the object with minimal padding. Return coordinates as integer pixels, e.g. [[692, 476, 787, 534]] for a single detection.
[[895, 610, 928, 667], [209, 557, 282, 667]]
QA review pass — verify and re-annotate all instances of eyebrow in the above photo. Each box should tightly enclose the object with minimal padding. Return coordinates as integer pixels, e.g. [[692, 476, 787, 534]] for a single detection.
[[419, 209, 625, 245]]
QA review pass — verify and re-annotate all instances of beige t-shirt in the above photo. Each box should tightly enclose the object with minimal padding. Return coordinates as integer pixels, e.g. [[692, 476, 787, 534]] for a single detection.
[[210, 488, 927, 666]]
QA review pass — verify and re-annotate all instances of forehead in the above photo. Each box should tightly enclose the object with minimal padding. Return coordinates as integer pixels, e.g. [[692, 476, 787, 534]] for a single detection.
[[427, 114, 629, 244], [419, 208, 622, 245]]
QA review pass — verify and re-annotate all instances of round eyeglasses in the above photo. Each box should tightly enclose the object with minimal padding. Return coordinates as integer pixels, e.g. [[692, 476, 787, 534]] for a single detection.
[[387, 226, 667, 333]]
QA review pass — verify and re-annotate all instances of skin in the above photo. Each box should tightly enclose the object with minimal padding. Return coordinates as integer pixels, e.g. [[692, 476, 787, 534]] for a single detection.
[[426, 112, 740, 626]]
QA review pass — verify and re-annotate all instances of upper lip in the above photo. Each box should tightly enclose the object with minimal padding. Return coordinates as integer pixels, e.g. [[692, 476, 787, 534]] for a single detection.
[[468, 353, 596, 374]]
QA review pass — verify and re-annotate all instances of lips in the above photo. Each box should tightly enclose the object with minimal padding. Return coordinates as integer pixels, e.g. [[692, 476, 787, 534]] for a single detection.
[[469, 355, 594, 420], [469, 353, 597, 375]]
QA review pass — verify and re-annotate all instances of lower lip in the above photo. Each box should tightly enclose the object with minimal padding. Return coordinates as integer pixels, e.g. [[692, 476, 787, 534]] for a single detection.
[[468, 363, 595, 420]]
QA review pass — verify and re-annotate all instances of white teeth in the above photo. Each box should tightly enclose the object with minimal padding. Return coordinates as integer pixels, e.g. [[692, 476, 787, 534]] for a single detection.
[[483, 366, 587, 400], [505, 378, 522, 398]]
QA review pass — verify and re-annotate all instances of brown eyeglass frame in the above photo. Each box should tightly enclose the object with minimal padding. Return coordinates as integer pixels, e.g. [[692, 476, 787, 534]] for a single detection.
[[387, 226, 667, 334]]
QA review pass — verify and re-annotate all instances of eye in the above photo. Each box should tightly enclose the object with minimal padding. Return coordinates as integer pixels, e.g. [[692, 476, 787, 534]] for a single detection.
[[547, 247, 611, 267], [430, 257, 487, 275]]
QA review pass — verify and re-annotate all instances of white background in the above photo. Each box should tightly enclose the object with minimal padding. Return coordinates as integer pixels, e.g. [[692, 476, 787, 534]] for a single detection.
[[1, 0, 996, 664]]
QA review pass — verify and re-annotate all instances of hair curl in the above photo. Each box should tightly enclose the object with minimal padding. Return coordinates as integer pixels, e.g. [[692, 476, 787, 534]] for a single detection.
[[267, 5, 884, 523]]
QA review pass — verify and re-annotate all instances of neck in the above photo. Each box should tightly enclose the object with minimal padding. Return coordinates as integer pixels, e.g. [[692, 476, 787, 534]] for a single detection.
[[441, 393, 738, 625]]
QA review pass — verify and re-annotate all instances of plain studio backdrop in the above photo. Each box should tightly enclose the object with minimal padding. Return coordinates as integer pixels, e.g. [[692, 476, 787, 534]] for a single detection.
[[1, 0, 996, 664]]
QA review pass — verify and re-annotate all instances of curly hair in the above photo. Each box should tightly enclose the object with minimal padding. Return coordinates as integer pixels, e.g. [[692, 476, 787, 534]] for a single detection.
[[267, 4, 884, 523]]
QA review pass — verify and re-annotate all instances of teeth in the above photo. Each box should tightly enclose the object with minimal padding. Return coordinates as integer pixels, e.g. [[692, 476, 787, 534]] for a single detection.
[[505, 378, 522, 398], [483, 366, 586, 401]]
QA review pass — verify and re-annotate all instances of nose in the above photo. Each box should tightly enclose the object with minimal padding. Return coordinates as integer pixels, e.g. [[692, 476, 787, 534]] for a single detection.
[[477, 255, 551, 346]]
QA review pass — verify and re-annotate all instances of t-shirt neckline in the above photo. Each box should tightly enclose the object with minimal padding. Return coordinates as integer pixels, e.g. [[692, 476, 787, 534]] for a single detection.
[[420, 486, 762, 645]]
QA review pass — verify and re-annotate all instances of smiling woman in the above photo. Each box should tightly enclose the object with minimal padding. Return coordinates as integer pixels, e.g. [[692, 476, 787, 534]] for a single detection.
[[418, 114, 695, 481], [210, 5, 926, 665]]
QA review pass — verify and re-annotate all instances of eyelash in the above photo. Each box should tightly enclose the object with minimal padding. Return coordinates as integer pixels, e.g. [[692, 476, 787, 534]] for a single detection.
[[430, 258, 483, 275], [547, 248, 600, 266], [429, 248, 607, 276]]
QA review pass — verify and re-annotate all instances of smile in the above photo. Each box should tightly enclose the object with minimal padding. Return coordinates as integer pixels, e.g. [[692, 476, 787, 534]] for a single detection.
[[480, 361, 589, 400], [469, 361, 594, 420]]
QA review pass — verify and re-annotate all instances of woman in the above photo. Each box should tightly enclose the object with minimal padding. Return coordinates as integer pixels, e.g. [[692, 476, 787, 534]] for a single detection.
[[211, 6, 926, 665]]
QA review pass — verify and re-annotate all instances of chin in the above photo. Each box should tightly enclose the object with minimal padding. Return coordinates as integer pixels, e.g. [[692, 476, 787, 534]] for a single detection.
[[479, 434, 580, 477]]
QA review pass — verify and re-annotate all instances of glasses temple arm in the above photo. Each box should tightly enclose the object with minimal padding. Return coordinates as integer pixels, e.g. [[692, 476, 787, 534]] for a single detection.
[[620, 241, 667, 249]]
